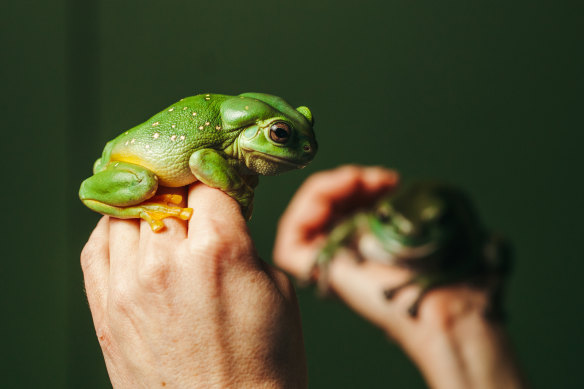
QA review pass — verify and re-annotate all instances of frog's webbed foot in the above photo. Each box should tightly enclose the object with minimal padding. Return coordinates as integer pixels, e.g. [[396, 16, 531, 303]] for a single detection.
[[82, 198, 193, 232], [80, 161, 193, 232], [138, 198, 193, 232], [383, 278, 417, 300], [480, 273, 508, 322], [384, 276, 441, 318]]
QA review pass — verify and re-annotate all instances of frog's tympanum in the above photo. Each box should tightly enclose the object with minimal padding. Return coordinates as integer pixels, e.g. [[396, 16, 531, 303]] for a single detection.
[[314, 181, 511, 318], [80, 93, 317, 231]]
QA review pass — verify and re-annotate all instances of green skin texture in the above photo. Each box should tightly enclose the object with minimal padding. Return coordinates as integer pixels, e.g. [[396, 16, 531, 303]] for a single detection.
[[315, 181, 510, 318], [79, 93, 317, 229]]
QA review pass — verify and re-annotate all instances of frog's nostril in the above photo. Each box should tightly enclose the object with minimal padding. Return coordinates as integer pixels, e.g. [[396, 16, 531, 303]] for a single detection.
[[303, 143, 316, 154]]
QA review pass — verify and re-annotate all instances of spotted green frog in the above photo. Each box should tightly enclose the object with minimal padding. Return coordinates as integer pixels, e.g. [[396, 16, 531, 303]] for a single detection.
[[314, 181, 510, 318], [79, 93, 317, 231]]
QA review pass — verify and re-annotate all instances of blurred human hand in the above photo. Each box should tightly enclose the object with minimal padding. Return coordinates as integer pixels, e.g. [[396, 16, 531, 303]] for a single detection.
[[273, 165, 526, 389], [81, 183, 306, 388]]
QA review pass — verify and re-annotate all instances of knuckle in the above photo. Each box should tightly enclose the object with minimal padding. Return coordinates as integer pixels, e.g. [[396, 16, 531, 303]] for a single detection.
[[267, 266, 295, 301], [188, 219, 230, 255], [136, 251, 173, 292], [108, 282, 136, 314]]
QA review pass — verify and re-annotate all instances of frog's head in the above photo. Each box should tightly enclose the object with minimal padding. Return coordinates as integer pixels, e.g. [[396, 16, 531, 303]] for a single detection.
[[221, 92, 317, 175], [369, 182, 481, 258]]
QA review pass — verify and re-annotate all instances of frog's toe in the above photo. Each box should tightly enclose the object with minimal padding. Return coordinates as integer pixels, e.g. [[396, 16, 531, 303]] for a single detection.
[[241, 203, 253, 220], [384, 288, 398, 300], [407, 302, 420, 318], [150, 193, 184, 205], [138, 201, 194, 232], [179, 208, 193, 220]]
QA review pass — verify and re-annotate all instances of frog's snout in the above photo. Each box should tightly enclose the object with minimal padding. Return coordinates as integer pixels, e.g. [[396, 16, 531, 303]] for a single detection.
[[302, 139, 318, 160]]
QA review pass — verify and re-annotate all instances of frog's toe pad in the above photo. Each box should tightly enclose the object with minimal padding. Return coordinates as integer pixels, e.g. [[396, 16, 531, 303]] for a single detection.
[[150, 220, 165, 232], [407, 304, 420, 318], [151, 193, 184, 205], [384, 288, 398, 300], [179, 208, 193, 220]]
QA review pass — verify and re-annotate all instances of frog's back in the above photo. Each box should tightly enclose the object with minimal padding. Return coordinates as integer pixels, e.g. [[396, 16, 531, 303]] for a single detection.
[[106, 94, 239, 186]]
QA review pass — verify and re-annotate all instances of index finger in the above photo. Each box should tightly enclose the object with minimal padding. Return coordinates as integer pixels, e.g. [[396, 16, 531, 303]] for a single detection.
[[282, 165, 399, 237], [186, 182, 250, 243]]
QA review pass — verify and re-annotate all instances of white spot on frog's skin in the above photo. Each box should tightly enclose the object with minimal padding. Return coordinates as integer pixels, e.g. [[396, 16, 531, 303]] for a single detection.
[[180, 98, 184, 101], [152, 121, 160, 127], [170, 135, 176, 141], [183, 107, 188, 110], [205, 97, 210, 100], [125, 131, 129, 135], [131, 138, 136, 144], [198, 126, 204, 130], [180, 135, 185, 140], [205, 122, 210, 126], [171, 124, 176, 129], [192, 112, 197, 116], [125, 141, 129, 146], [215, 125, 221, 130], [145, 144, 150, 149], [168, 108, 174, 112], [245, 105, 249, 110], [114, 162, 119, 167], [153, 133, 159, 139], [205, 94, 210, 96]]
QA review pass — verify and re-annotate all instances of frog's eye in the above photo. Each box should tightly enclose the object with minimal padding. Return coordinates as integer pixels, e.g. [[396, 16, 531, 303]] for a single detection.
[[376, 208, 391, 223], [269, 122, 291, 144]]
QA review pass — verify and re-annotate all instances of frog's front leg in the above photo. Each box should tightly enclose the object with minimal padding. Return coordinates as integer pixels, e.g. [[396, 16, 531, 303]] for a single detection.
[[79, 161, 193, 232], [189, 149, 255, 219], [312, 217, 361, 294]]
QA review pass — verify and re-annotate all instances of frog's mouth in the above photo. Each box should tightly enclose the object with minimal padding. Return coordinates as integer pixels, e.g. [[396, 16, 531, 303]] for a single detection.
[[241, 148, 308, 171], [384, 240, 439, 259], [359, 234, 439, 265]]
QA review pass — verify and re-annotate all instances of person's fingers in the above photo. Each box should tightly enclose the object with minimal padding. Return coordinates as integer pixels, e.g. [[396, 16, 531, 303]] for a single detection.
[[283, 165, 399, 237], [185, 183, 255, 267], [187, 182, 247, 235], [108, 216, 140, 286], [81, 217, 111, 327], [274, 165, 399, 277]]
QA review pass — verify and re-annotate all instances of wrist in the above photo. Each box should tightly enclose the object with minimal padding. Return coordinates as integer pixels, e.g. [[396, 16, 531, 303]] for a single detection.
[[394, 294, 526, 389]]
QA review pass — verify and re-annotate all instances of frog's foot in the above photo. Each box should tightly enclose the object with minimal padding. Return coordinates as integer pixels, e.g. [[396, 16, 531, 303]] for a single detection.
[[138, 201, 193, 232], [82, 199, 193, 232], [482, 276, 507, 322], [383, 278, 417, 300], [384, 277, 434, 318], [148, 193, 185, 205]]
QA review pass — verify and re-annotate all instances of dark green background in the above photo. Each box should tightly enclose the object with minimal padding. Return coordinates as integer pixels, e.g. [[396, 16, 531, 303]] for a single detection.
[[3, 1, 583, 387]]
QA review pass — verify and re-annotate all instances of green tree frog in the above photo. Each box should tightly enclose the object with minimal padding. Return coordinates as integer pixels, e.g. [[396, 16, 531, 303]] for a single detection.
[[79, 92, 317, 231], [314, 181, 510, 318]]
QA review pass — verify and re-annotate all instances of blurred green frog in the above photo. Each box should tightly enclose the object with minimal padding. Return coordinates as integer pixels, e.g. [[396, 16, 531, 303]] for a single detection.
[[314, 181, 511, 318]]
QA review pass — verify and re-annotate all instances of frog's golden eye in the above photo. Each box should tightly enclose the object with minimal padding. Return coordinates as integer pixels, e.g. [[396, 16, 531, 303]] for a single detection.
[[269, 122, 291, 144], [376, 208, 391, 223]]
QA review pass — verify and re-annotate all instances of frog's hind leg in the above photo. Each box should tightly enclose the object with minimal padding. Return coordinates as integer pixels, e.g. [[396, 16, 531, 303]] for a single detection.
[[79, 161, 192, 232]]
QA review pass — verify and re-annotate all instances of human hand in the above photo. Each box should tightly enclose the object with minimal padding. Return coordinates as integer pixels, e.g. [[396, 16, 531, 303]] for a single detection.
[[273, 165, 526, 389], [81, 184, 307, 388]]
